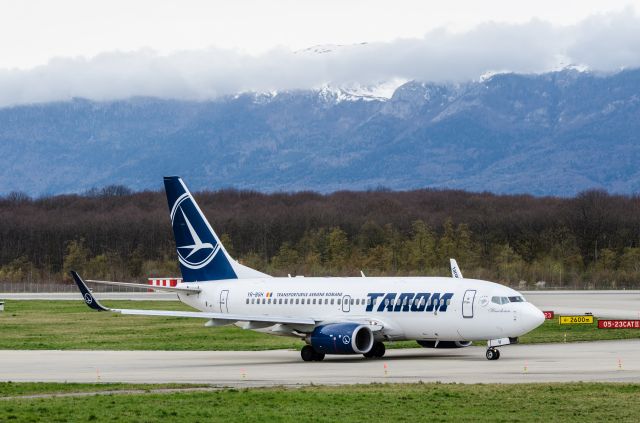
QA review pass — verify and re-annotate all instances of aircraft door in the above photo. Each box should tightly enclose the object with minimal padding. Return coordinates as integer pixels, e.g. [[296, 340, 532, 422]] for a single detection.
[[462, 290, 476, 318], [219, 290, 229, 313], [342, 295, 351, 312]]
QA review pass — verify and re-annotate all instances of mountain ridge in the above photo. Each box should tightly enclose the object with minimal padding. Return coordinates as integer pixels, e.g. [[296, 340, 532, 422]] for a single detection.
[[1, 68, 639, 197]]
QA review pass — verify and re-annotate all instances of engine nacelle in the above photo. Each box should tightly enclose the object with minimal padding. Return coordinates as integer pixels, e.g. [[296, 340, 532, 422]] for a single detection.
[[417, 340, 472, 349], [309, 323, 374, 354]]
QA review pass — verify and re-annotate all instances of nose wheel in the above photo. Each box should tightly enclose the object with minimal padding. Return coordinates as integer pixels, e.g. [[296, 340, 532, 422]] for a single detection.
[[486, 348, 500, 360]]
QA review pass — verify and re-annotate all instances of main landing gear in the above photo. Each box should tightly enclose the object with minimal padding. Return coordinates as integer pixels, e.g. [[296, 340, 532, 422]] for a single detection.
[[485, 348, 501, 360], [363, 341, 386, 359], [301, 345, 325, 362]]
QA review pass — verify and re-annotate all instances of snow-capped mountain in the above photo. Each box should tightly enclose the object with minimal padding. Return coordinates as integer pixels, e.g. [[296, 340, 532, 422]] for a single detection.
[[1, 68, 639, 196]]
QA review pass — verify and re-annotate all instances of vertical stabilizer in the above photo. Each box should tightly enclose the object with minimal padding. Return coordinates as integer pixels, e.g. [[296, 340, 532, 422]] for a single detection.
[[163, 176, 269, 282]]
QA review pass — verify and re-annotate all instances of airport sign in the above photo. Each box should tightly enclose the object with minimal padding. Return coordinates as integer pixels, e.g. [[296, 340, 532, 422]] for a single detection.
[[543, 311, 554, 319], [598, 320, 640, 329], [559, 315, 594, 325]]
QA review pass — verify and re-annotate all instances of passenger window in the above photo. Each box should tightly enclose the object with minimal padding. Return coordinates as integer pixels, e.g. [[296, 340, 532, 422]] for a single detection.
[[246, 299, 249, 304], [446, 299, 451, 306], [325, 299, 329, 305], [262, 298, 266, 304], [350, 299, 354, 305], [279, 299, 283, 304], [331, 299, 334, 305], [313, 299, 316, 305], [307, 298, 311, 305], [251, 298, 255, 304], [338, 299, 341, 305], [384, 299, 389, 306], [420, 298, 426, 306], [367, 298, 371, 305], [295, 298, 299, 304], [355, 299, 360, 305]]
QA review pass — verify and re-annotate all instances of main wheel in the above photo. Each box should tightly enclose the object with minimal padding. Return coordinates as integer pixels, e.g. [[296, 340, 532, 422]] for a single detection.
[[301, 345, 316, 362], [372, 342, 386, 358], [312, 350, 325, 361], [494, 349, 501, 360]]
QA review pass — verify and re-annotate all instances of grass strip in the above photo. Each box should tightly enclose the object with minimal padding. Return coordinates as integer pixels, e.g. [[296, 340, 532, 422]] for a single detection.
[[1, 382, 639, 422], [0, 300, 638, 350]]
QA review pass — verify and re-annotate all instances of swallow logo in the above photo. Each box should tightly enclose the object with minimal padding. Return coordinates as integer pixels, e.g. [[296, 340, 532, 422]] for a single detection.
[[84, 293, 93, 305], [171, 193, 220, 269], [342, 335, 351, 345]]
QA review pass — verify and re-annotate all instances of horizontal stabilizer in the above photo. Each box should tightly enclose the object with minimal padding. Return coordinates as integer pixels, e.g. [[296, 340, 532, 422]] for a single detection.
[[85, 279, 201, 294], [71, 271, 315, 327]]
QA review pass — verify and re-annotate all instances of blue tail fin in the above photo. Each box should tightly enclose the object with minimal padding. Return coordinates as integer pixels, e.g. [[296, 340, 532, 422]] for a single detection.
[[164, 176, 237, 282]]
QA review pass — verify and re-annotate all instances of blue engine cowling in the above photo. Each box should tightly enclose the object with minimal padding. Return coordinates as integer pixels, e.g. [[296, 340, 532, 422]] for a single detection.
[[309, 323, 374, 354], [417, 340, 472, 348]]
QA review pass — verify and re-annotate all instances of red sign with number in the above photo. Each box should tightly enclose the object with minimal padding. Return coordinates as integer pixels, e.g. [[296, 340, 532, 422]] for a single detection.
[[543, 311, 554, 319], [598, 320, 640, 329]]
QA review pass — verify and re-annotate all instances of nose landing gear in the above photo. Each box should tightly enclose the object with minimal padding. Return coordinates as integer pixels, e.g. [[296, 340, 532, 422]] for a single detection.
[[485, 348, 500, 360]]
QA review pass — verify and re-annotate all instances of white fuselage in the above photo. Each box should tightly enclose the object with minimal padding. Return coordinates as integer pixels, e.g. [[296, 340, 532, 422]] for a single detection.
[[177, 276, 545, 342]]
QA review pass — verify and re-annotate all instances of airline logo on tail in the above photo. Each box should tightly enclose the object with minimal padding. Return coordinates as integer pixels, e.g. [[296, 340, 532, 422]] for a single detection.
[[171, 193, 220, 270], [164, 176, 238, 281]]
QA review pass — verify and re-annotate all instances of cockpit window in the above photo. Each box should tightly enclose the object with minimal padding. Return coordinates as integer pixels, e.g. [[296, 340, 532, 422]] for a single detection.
[[492, 295, 526, 304]]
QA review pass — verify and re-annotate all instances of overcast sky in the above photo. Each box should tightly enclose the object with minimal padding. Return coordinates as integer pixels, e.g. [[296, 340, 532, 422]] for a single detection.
[[1, 0, 640, 106]]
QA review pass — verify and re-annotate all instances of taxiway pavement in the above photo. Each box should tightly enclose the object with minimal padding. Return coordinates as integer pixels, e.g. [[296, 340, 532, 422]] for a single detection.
[[1, 340, 639, 386]]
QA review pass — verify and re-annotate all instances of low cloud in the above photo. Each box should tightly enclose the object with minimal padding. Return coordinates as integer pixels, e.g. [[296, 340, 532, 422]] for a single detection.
[[1, 9, 640, 107]]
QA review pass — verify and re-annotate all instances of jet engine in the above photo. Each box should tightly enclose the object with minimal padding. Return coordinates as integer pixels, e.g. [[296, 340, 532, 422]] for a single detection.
[[309, 323, 374, 354], [417, 340, 472, 348]]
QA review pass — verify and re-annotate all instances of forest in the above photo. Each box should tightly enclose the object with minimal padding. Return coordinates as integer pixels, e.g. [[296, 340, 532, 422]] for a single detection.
[[0, 186, 639, 289]]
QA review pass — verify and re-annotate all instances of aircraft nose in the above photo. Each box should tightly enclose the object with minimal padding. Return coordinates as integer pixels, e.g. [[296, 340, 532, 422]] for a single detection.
[[522, 304, 545, 332]]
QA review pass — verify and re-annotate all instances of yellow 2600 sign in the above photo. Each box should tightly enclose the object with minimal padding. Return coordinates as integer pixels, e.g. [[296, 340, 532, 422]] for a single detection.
[[559, 315, 594, 325]]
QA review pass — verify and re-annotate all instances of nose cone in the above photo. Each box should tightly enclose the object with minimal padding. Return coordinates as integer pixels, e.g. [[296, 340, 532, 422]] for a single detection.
[[522, 304, 546, 333]]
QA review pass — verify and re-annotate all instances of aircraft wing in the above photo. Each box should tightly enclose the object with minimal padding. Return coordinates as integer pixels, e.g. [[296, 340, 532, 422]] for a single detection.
[[450, 258, 463, 278], [72, 271, 316, 326], [85, 278, 201, 294]]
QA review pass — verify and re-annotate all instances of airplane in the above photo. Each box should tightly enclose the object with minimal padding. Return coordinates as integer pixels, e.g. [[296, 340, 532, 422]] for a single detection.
[[71, 176, 546, 361], [450, 258, 463, 279]]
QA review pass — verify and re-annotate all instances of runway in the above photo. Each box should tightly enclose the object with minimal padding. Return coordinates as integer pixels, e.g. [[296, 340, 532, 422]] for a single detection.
[[2, 340, 639, 386]]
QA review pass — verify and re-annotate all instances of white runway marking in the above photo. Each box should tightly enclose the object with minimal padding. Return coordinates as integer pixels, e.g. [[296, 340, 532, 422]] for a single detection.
[[2, 340, 639, 386]]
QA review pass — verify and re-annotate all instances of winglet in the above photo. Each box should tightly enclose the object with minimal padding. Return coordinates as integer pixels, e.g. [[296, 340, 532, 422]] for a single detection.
[[450, 258, 463, 279], [70, 271, 109, 311]]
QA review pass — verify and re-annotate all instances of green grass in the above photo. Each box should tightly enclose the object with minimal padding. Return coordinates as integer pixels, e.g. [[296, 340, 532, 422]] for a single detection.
[[0, 300, 304, 350], [1, 382, 640, 422], [0, 300, 638, 350], [0, 382, 202, 398]]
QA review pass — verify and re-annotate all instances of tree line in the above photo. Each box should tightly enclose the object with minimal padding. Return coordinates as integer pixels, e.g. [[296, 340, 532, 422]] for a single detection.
[[0, 186, 639, 288]]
